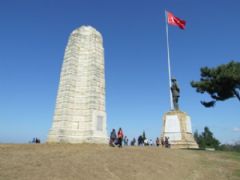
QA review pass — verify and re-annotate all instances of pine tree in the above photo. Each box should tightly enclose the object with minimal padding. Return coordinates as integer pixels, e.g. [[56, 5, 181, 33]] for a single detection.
[[191, 61, 240, 107], [142, 131, 146, 140], [194, 127, 220, 149]]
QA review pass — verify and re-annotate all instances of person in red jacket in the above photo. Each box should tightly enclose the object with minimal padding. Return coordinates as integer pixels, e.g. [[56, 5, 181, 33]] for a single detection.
[[117, 128, 124, 148]]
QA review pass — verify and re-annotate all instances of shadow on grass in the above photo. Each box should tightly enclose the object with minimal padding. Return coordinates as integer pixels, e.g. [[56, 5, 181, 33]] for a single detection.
[[181, 148, 205, 151]]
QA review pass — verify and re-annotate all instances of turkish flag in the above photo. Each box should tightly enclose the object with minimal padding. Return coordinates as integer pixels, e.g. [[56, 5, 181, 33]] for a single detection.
[[167, 11, 186, 29]]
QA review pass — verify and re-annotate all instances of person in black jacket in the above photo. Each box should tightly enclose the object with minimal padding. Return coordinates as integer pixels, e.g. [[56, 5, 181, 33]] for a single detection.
[[109, 129, 117, 147]]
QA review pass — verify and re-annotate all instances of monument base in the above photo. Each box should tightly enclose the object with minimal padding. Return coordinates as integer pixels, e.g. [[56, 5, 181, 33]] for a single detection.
[[47, 128, 108, 144], [47, 136, 109, 144], [161, 110, 198, 149], [47, 133, 109, 144], [47, 110, 108, 144]]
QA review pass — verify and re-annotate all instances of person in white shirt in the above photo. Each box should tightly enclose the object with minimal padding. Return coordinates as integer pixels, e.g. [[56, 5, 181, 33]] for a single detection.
[[149, 139, 153, 146]]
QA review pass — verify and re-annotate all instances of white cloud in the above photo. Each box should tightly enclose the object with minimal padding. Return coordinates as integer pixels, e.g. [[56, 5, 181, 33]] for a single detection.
[[233, 127, 240, 132]]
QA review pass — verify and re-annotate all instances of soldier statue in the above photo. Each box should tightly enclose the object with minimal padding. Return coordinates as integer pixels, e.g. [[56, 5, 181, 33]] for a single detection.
[[171, 78, 180, 110]]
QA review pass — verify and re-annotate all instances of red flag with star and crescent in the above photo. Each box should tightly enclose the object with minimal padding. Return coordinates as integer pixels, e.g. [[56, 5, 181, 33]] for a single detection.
[[167, 11, 186, 29]]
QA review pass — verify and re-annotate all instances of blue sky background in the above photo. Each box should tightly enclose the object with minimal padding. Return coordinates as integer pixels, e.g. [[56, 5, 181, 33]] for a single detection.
[[0, 0, 239, 144]]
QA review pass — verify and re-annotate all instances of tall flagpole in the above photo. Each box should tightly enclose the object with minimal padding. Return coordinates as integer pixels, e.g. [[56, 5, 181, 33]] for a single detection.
[[165, 10, 173, 110]]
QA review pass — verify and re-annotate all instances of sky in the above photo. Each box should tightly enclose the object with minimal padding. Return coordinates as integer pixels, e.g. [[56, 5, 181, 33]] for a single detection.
[[0, 0, 239, 144]]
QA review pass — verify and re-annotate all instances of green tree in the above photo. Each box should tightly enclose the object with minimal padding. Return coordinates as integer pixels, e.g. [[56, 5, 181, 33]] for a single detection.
[[191, 61, 240, 107], [193, 130, 199, 143], [142, 131, 146, 140], [194, 127, 220, 149]]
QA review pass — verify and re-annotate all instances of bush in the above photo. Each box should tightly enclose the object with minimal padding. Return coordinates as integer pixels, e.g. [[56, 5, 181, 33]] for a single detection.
[[218, 142, 240, 152]]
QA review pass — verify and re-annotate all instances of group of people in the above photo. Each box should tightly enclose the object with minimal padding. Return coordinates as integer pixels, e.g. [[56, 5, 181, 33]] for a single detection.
[[32, 137, 41, 144], [137, 136, 157, 146], [109, 128, 171, 148], [137, 135, 153, 146], [109, 128, 124, 147], [136, 136, 170, 148], [161, 136, 171, 148]]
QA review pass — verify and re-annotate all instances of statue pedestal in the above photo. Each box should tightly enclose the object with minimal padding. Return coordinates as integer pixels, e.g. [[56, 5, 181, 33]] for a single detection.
[[161, 110, 198, 149]]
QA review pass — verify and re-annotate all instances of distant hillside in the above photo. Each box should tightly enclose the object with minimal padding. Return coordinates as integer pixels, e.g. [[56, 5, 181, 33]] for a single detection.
[[0, 144, 240, 180]]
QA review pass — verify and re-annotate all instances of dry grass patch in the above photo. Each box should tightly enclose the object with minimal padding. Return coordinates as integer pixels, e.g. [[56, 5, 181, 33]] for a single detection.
[[0, 144, 239, 180]]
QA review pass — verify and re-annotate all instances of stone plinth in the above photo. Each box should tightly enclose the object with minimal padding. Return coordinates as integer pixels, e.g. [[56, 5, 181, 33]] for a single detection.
[[161, 111, 198, 149], [47, 26, 108, 144]]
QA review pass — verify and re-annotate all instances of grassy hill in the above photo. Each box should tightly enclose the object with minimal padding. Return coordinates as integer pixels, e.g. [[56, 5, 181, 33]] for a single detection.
[[0, 144, 240, 180]]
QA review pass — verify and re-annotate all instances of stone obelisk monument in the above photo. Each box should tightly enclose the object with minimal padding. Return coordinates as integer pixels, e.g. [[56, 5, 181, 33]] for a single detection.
[[47, 26, 108, 143], [161, 78, 198, 148]]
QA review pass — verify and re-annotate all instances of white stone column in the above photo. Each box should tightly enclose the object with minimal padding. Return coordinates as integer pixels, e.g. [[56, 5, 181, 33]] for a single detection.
[[47, 26, 108, 143]]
